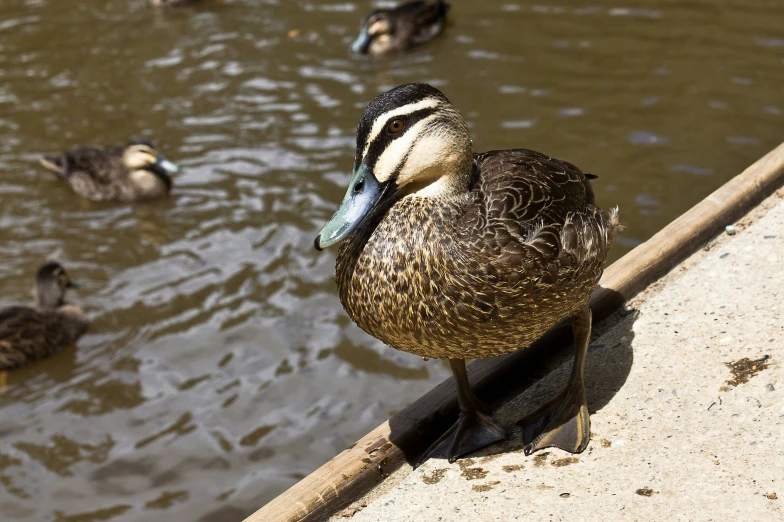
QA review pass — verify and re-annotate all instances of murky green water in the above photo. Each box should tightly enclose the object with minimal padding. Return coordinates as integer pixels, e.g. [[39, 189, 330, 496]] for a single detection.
[[0, 0, 782, 520]]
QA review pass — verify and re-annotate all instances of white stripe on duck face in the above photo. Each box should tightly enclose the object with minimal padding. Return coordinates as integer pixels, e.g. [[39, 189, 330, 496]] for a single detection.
[[361, 97, 444, 159], [372, 113, 444, 183]]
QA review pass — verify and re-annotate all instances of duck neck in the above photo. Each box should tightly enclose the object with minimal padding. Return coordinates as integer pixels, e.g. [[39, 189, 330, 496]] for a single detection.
[[145, 165, 173, 191], [406, 155, 474, 200], [37, 286, 64, 309]]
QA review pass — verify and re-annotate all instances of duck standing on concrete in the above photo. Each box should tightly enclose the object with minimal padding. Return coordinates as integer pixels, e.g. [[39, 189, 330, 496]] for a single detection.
[[351, 0, 450, 56], [315, 83, 620, 463], [0, 263, 89, 371], [39, 140, 179, 202]]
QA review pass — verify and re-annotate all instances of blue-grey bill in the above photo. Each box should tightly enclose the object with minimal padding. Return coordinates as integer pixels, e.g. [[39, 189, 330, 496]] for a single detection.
[[314, 163, 387, 251], [351, 28, 372, 54], [157, 158, 180, 174]]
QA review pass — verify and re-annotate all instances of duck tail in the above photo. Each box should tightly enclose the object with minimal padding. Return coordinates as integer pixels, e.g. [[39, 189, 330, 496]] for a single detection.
[[607, 206, 624, 237], [39, 155, 67, 177], [601, 206, 624, 252], [584, 172, 624, 240]]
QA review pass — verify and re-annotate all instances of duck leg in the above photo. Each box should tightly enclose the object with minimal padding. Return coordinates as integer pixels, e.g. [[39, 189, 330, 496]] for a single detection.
[[417, 358, 507, 466], [518, 306, 592, 455]]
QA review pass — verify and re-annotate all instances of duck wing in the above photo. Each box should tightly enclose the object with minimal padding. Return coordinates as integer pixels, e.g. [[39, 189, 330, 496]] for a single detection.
[[0, 307, 55, 369], [44, 146, 129, 201], [461, 149, 613, 286], [60, 146, 127, 182], [0, 306, 87, 370]]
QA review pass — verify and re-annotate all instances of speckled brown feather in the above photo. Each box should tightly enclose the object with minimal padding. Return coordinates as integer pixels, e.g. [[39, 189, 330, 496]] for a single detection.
[[0, 305, 88, 370], [336, 149, 619, 360]]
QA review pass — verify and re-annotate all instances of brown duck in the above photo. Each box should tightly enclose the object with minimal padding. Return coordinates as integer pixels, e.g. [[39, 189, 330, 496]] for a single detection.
[[352, 0, 450, 56], [315, 83, 620, 463], [0, 262, 89, 371], [39, 140, 179, 202]]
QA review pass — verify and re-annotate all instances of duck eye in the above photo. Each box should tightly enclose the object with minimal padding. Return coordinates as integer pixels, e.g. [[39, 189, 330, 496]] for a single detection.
[[353, 179, 365, 194], [387, 119, 405, 134]]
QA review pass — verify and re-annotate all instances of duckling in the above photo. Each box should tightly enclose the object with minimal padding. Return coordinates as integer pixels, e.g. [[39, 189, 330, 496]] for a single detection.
[[0, 263, 89, 371], [315, 83, 621, 463], [39, 140, 179, 202], [352, 0, 450, 55]]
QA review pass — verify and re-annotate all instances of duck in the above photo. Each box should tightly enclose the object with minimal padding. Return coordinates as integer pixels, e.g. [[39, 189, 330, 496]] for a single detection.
[[39, 140, 179, 202], [351, 0, 450, 56], [315, 83, 620, 464], [0, 262, 89, 371]]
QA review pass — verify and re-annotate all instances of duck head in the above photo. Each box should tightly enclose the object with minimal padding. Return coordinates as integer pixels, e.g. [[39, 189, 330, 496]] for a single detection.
[[315, 83, 472, 250], [36, 262, 78, 309], [123, 141, 180, 177], [351, 10, 393, 54]]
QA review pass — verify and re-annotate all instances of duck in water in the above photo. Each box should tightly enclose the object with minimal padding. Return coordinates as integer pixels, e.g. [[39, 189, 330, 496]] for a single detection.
[[0, 262, 89, 371], [352, 1, 450, 56], [39, 140, 179, 202]]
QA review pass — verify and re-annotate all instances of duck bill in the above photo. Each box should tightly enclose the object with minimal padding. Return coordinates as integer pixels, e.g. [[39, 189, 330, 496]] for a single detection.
[[314, 163, 391, 251], [351, 28, 373, 54], [155, 155, 180, 174]]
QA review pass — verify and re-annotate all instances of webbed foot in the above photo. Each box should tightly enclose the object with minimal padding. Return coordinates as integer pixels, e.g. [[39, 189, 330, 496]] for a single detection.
[[417, 409, 507, 466], [518, 383, 590, 455]]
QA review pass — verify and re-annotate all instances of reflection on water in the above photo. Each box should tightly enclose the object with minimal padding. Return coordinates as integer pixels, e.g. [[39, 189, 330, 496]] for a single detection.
[[0, 0, 783, 519]]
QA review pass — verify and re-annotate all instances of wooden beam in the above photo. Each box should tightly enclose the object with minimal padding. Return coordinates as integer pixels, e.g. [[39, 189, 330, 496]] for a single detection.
[[244, 142, 784, 522]]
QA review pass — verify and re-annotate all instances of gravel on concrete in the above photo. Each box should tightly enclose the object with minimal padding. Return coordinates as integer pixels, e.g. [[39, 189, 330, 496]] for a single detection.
[[331, 192, 784, 522]]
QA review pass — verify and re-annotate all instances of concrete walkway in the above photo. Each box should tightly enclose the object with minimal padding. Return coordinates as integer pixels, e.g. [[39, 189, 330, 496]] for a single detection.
[[331, 191, 783, 522]]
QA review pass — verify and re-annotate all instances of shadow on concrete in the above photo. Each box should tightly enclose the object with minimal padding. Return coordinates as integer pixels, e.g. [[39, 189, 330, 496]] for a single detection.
[[387, 287, 637, 465]]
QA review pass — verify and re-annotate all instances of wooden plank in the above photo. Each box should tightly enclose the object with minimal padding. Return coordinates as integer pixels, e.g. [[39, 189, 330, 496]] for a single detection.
[[244, 142, 784, 522]]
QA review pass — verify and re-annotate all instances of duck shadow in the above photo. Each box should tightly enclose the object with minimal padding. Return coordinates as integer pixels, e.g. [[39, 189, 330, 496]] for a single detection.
[[387, 288, 637, 464]]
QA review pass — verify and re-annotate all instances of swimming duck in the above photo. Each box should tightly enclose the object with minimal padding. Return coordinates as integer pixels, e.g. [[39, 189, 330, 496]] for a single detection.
[[0, 262, 89, 371], [39, 140, 179, 202], [315, 83, 620, 463], [352, 0, 450, 56]]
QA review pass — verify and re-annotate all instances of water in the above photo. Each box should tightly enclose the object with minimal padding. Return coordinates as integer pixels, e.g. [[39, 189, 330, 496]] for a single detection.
[[0, 0, 782, 519]]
